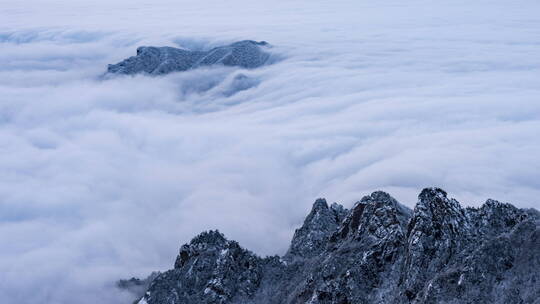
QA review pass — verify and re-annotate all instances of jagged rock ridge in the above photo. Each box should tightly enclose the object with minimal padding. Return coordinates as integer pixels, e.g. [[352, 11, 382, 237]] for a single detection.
[[107, 40, 270, 75], [129, 188, 539, 304]]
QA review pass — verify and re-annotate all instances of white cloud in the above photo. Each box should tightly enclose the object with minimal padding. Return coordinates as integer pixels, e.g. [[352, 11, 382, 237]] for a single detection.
[[1, 0, 540, 303]]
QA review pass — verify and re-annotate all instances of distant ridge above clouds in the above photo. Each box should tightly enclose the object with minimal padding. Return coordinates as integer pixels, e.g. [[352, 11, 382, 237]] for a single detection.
[[107, 40, 271, 76]]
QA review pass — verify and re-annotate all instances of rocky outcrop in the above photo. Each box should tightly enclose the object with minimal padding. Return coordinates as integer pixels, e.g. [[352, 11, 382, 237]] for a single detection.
[[141, 230, 267, 304], [284, 198, 348, 261], [401, 188, 472, 301], [128, 188, 539, 304], [107, 40, 270, 75]]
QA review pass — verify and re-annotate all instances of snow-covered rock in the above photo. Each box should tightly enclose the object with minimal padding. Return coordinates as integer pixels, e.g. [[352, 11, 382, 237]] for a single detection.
[[127, 188, 539, 304], [107, 40, 270, 75]]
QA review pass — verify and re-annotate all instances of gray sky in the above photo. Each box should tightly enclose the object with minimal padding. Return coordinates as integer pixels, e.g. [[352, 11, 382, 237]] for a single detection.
[[1, 0, 540, 303]]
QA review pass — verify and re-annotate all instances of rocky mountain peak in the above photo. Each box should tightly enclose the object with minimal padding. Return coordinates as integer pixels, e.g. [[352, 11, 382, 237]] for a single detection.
[[332, 191, 411, 243], [142, 230, 264, 304], [312, 198, 329, 212], [409, 187, 468, 238], [174, 230, 229, 269], [418, 186, 447, 200], [107, 40, 270, 76], [415, 188, 463, 217], [401, 188, 473, 301], [284, 199, 347, 261], [124, 188, 538, 304], [189, 229, 228, 246], [467, 199, 533, 237]]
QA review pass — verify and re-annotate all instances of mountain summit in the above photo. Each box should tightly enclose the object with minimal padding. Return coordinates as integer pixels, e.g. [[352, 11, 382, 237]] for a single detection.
[[125, 188, 539, 304], [107, 40, 270, 75]]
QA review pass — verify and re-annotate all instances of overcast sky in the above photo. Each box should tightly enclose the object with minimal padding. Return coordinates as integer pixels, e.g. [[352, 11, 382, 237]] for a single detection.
[[1, 0, 540, 303]]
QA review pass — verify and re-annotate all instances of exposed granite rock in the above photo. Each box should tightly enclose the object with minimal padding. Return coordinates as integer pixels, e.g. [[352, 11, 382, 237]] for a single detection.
[[107, 40, 270, 75], [128, 188, 539, 304], [419, 218, 540, 304], [284, 198, 348, 261], [288, 191, 412, 304], [144, 230, 266, 304], [401, 188, 472, 301]]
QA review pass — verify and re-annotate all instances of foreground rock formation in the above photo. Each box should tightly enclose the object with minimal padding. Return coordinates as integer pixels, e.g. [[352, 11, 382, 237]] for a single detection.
[[126, 188, 539, 304], [107, 40, 270, 75]]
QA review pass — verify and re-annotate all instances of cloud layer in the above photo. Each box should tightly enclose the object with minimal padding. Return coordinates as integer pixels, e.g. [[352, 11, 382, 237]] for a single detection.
[[1, 0, 540, 303]]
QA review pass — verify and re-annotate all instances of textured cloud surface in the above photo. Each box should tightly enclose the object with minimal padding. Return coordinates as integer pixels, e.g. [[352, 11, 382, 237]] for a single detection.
[[1, 0, 540, 303]]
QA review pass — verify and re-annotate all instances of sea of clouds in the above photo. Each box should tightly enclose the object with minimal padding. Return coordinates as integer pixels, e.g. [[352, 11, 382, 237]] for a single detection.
[[1, 0, 540, 303]]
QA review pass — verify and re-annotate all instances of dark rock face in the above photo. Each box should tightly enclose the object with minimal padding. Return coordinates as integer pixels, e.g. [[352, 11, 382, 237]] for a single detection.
[[143, 230, 266, 304], [107, 40, 270, 75], [131, 188, 539, 304], [285, 198, 348, 261], [402, 188, 472, 301]]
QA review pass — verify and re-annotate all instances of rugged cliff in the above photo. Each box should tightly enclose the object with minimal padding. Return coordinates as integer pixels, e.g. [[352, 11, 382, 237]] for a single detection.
[[126, 188, 539, 304]]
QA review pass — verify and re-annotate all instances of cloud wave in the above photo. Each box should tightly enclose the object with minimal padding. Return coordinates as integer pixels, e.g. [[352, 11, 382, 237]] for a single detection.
[[1, 0, 540, 303]]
